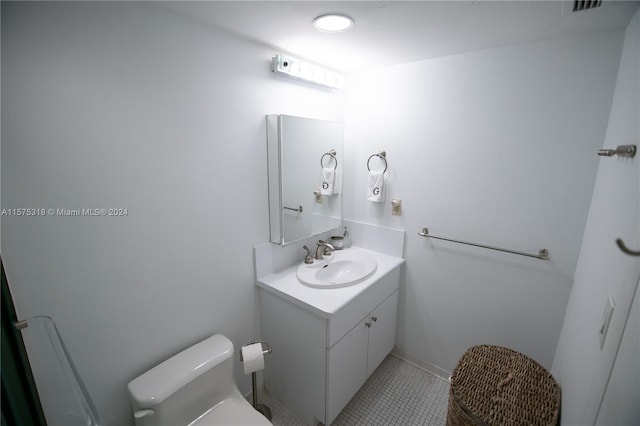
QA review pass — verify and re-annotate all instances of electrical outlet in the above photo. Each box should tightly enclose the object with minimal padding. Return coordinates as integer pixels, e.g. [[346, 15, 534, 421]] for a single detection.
[[391, 199, 402, 215], [599, 295, 615, 349]]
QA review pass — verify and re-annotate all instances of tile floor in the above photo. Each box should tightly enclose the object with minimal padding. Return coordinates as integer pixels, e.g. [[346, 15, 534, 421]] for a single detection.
[[260, 354, 450, 426]]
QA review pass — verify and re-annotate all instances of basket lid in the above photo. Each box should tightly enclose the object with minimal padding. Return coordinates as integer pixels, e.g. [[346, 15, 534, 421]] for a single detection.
[[450, 345, 560, 426]]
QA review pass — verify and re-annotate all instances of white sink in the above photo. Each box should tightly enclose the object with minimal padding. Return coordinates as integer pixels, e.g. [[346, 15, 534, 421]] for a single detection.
[[296, 248, 377, 288]]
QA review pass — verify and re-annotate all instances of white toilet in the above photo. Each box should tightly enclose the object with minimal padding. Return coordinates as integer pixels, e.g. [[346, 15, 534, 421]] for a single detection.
[[127, 334, 272, 425]]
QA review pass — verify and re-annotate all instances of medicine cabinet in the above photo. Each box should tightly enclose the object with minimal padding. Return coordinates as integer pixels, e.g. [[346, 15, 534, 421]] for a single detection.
[[266, 115, 343, 245]]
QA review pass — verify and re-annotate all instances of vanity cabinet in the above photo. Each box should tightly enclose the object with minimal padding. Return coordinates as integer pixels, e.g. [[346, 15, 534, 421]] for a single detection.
[[258, 264, 401, 425], [327, 291, 398, 423]]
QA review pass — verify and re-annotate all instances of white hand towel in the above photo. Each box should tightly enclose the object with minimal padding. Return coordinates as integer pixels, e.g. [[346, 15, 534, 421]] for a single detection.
[[367, 170, 385, 202], [320, 167, 335, 195]]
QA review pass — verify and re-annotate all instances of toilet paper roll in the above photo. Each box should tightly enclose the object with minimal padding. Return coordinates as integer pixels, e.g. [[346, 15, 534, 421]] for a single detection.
[[241, 343, 265, 374]]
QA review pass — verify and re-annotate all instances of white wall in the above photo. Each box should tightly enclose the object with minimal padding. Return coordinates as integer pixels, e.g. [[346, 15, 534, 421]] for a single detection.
[[3, 2, 636, 425], [553, 8, 640, 425], [344, 30, 624, 373], [596, 281, 640, 425], [1, 2, 2, 248], [1, 2, 342, 425]]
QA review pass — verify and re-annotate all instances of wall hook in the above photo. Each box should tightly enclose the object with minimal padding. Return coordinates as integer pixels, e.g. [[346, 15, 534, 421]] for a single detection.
[[597, 145, 636, 158], [616, 238, 640, 257]]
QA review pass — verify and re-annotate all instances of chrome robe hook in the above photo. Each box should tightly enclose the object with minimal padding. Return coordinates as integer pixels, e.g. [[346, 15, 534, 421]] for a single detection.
[[616, 239, 640, 257], [597, 145, 636, 158]]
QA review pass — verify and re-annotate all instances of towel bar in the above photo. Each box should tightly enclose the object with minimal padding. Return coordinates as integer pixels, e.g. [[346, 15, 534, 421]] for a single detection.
[[283, 205, 303, 213], [418, 227, 549, 260]]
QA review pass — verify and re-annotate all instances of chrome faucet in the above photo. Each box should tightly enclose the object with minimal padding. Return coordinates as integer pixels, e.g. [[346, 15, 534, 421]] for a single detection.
[[315, 240, 335, 260]]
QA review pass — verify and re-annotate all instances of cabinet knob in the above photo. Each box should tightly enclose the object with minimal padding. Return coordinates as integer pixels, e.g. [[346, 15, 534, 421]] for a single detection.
[[365, 321, 372, 328], [371, 316, 378, 322]]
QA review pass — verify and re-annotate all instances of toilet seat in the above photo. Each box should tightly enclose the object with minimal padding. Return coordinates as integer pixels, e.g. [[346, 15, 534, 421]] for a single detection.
[[191, 398, 272, 425]]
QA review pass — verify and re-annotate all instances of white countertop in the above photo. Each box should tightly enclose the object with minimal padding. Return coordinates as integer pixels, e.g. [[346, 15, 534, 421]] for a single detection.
[[256, 246, 405, 318]]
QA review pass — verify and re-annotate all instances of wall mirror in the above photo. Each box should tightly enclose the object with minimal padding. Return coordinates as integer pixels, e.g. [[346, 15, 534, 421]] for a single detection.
[[266, 114, 343, 246]]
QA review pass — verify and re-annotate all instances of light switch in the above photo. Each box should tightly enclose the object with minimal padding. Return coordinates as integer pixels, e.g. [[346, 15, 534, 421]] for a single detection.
[[599, 295, 615, 349]]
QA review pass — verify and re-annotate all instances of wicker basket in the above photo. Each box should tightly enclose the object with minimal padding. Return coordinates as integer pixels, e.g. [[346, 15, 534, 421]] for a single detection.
[[447, 345, 560, 426]]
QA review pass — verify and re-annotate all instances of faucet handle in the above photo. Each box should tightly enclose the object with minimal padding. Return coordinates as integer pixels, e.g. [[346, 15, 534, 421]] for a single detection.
[[302, 245, 314, 264]]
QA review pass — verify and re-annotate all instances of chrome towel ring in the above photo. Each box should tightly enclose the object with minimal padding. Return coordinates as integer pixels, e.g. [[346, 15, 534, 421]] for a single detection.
[[321, 149, 337, 170], [367, 150, 387, 173]]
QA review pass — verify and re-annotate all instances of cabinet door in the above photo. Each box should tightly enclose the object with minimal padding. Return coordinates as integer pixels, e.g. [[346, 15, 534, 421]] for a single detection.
[[367, 290, 398, 377], [327, 316, 369, 424]]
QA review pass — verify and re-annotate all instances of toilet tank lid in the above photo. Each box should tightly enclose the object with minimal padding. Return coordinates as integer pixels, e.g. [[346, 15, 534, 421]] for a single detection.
[[128, 334, 233, 407]]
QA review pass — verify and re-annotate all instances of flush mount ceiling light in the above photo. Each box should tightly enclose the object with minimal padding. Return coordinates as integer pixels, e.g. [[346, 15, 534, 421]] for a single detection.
[[271, 54, 344, 89], [313, 14, 354, 33]]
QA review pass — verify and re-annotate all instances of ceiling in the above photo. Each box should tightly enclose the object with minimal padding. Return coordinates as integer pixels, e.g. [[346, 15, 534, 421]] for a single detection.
[[164, 1, 639, 72]]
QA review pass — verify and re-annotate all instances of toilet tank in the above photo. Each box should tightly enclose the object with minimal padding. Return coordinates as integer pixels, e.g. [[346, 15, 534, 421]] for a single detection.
[[127, 334, 241, 426]]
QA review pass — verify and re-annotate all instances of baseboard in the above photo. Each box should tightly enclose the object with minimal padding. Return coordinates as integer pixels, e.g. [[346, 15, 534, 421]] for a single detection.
[[390, 349, 451, 383]]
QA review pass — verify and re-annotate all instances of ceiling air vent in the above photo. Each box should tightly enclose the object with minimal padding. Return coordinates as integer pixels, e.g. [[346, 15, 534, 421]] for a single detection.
[[573, 0, 602, 12]]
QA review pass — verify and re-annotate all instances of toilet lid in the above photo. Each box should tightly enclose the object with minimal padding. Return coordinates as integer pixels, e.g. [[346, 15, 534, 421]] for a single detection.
[[192, 399, 272, 426]]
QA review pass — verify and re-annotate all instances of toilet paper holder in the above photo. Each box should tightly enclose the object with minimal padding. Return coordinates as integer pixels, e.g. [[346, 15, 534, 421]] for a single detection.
[[240, 341, 272, 421], [239, 341, 272, 361]]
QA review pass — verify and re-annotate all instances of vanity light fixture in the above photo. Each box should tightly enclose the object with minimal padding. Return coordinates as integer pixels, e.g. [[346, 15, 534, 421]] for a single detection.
[[271, 54, 344, 89], [312, 14, 354, 33]]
